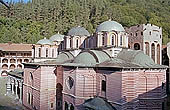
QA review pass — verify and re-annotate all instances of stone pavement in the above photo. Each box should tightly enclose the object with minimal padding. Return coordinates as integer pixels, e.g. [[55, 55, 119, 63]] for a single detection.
[[0, 77, 28, 110]]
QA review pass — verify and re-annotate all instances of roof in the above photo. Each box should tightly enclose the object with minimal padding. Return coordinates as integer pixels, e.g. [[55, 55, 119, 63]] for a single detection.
[[8, 69, 24, 78], [96, 20, 125, 32], [49, 33, 64, 42], [62, 49, 167, 69], [70, 50, 110, 65], [83, 96, 117, 110], [37, 37, 53, 45], [0, 43, 32, 52], [68, 26, 90, 36]]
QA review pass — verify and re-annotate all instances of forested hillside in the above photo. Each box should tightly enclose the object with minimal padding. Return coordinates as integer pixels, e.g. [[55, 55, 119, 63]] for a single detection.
[[0, 0, 170, 44]]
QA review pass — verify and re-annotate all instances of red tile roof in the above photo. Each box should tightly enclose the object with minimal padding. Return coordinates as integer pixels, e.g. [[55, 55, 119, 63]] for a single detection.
[[0, 43, 32, 52]]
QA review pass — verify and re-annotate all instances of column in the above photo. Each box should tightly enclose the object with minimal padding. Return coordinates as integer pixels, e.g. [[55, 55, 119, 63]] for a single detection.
[[11, 80, 14, 94], [15, 80, 19, 99], [6, 76, 11, 94], [19, 81, 23, 103]]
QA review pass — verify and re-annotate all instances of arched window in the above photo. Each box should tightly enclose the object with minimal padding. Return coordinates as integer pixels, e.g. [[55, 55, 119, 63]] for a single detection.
[[46, 48, 48, 57], [10, 64, 15, 69], [52, 49, 54, 58], [2, 64, 8, 69], [120, 36, 123, 46], [151, 43, 155, 62], [111, 35, 114, 45], [17, 64, 22, 69], [145, 42, 149, 56], [2, 59, 8, 63], [64, 102, 68, 110], [157, 44, 160, 64], [17, 59, 22, 63], [76, 39, 79, 48], [102, 36, 105, 46], [24, 59, 29, 63], [10, 59, 16, 63], [39, 48, 41, 57], [70, 38, 72, 48], [70, 104, 74, 110], [134, 43, 140, 50]]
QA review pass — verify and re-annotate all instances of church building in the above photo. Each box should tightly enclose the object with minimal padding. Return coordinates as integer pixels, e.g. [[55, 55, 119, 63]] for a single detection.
[[22, 20, 167, 110]]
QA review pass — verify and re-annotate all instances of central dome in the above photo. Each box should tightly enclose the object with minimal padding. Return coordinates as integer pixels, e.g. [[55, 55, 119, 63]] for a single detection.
[[68, 26, 90, 36], [96, 20, 125, 32]]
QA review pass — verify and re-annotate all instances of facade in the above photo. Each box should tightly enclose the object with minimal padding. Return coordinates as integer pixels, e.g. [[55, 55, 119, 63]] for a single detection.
[[22, 20, 167, 110], [0, 43, 32, 76], [126, 24, 162, 64]]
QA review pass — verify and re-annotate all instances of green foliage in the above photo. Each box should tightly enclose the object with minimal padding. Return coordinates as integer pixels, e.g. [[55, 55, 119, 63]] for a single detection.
[[0, 0, 170, 44]]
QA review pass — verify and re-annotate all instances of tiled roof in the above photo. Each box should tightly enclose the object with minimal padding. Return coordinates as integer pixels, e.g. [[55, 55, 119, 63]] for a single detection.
[[0, 43, 32, 52]]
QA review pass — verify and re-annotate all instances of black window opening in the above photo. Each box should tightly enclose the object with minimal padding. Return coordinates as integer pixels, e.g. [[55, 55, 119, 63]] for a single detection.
[[102, 80, 106, 92]]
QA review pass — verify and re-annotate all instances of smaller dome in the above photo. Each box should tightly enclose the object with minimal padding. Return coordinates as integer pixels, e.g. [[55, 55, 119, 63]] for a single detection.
[[50, 33, 64, 42], [68, 26, 90, 36], [96, 20, 125, 32], [37, 37, 53, 45]]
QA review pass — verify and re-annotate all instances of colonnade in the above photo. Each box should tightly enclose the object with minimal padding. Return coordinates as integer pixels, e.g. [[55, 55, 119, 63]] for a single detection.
[[6, 76, 23, 103]]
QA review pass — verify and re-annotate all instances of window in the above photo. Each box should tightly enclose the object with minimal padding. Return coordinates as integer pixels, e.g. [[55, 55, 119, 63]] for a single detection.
[[141, 32, 143, 35], [70, 38, 72, 48], [149, 31, 152, 35], [120, 36, 123, 46], [39, 48, 41, 57], [111, 35, 114, 45], [46, 48, 48, 57], [65, 102, 68, 110], [52, 49, 54, 58], [70, 104, 74, 110], [151, 43, 155, 62], [157, 44, 160, 64], [51, 103, 54, 109], [134, 43, 140, 50], [28, 93, 30, 104], [102, 36, 105, 46], [136, 33, 137, 36], [76, 39, 79, 48], [66, 76, 74, 89], [102, 80, 106, 92], [145, 42, 149, 56]]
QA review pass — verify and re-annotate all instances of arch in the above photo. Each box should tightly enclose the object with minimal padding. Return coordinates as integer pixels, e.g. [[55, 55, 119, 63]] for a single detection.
[[10, 64, 16, 69], [102, 36, 105, 46], [56, 83, 63, 110], [151, 43, 155, 62], [10, 59, 16, 63], [134, 43, 140, 50], [17, 64, 22, 69], [157, 44, 160, 64], [24, 59, 29, 63], [76, 39, 79, 48], [70, 38, 72, 48], [2, 64, 8, 69], [64, 101, 68, 110], [38, 48, 41, 57], [1, 70, 7, 76], [70, 103, 74, 110], [17, 59, 22, 63], [145, 42, 149, 56], [46, 48, 48, 57], [2, 58, 8, 63], [120, 36, 123, 46]]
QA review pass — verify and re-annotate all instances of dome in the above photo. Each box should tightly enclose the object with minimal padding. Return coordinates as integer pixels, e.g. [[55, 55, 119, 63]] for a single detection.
[[49, 33, 64, 42], [117, 49, 155, 67], [68, 26, 90, 36], [73, 50, 110, 64], [37, 38, 53, 45], [96, 20, 125, 32]]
